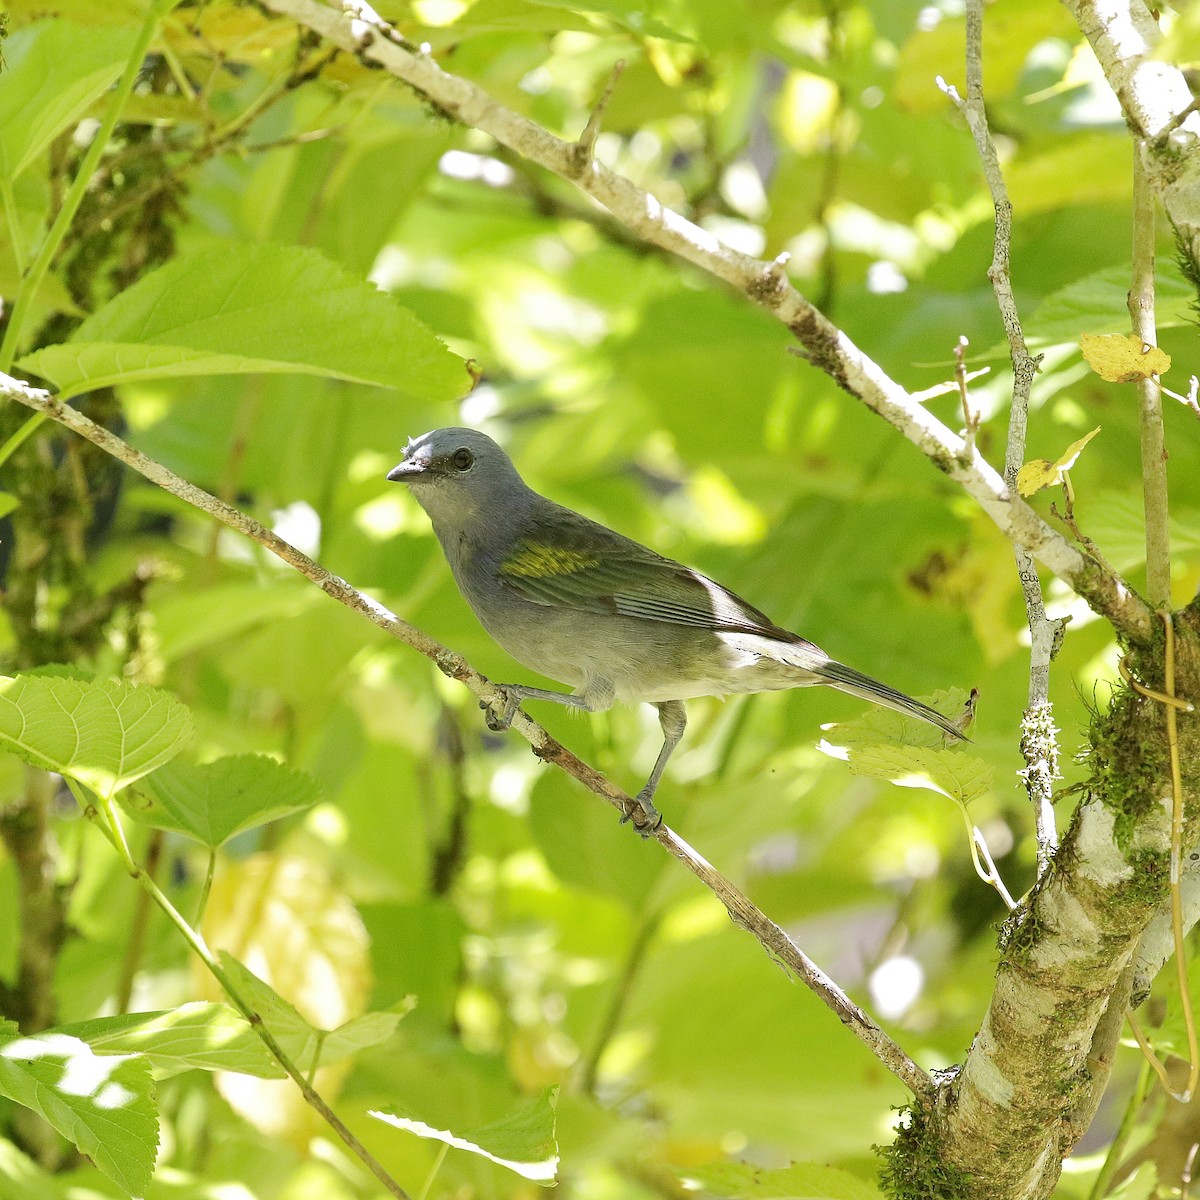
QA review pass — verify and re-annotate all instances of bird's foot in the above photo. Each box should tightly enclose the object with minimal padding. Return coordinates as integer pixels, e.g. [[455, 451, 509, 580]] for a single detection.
[[482, 686, 522, 732], [619, 787, 663, 836]]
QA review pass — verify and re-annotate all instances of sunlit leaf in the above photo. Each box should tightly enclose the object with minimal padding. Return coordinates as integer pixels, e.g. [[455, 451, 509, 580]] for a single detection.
[[56, 1003, 285, 1080], [371, 1088, 559, 1185], [0, 1021, 157, 1196], [18, 243, 471, 401], [0, 675, 192, 799], [819, 689, 990, 807]]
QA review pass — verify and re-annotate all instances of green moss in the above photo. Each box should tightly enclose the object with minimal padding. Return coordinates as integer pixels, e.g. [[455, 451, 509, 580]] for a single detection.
[[1083, 681, 1171, 854], [877, 1101, 972, 1200], [1112, 848, 1169, 907]]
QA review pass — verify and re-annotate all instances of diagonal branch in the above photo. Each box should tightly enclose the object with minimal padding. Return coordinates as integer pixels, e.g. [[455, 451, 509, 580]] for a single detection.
[[0, 370, 935, 1103], [258, 0, 1154, 644]]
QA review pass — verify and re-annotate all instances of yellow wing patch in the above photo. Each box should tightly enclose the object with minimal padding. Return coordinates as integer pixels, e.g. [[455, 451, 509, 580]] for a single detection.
[[502, 542, 601, 578]]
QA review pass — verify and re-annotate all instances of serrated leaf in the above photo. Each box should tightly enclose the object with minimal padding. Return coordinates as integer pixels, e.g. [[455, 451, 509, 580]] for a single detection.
[[1017, 427, 1101, 496], [18, 243, 470, 402], [678, 1159, 882, 1200], [0, 20, 138, 180], [217, 953, 405, 1073], [1080, 332, 1171, 383], [127, 754, 322, 847], [0, 675, 193, 799], [819, 689, 991, 806], [0, 1025, 158, 1196], [55, 1003, 285, 1080], [371, 1088, 559, 1185]]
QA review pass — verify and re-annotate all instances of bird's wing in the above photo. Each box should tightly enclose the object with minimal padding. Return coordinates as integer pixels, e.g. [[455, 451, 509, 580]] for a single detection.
[[497, 506, 816, 647]]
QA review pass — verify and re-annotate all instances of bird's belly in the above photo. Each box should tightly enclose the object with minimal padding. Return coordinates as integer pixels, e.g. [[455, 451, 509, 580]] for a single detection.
[[470, 596, 819, 705]]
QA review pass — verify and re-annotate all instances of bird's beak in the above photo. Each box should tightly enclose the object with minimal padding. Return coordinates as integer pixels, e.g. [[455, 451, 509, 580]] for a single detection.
[[386, 457, 427, 482]]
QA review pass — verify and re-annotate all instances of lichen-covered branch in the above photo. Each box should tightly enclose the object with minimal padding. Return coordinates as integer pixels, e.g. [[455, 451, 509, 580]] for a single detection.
[[257, 0, 1154, 644]]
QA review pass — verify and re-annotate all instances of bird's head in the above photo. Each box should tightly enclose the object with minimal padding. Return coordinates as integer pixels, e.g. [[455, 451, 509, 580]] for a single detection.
[[386, 427, 527, 529]]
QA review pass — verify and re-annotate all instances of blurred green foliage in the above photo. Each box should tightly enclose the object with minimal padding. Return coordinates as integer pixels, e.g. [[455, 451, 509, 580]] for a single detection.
[[0, 0, 1196, 1196]]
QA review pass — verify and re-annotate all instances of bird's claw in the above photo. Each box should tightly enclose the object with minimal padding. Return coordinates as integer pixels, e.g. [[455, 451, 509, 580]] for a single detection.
[[619, 788, 662, 836], [482, 687, 521, 732]]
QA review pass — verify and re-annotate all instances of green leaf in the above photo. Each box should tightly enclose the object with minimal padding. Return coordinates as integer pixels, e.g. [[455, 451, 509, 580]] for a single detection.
[[818, 689, 991, 807], [1030, 264, 1198, 347], [371, 1088, 559, 1185], [0, 1021, 158, 1196], [678, 1160, 883, 1200], [18, 243, 470, 401], [55, 1003, 285, 1080], [0, 494, 18, 520], [0, 20, 138, 180], [217, 953, 407, 1073], [0, 675, 193, 799], [127, 754, 322, 847]]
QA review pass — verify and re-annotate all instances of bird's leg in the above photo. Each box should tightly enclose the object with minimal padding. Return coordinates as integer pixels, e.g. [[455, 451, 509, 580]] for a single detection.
[[482, 684, 591, 732], [626, 700, 686, 829]]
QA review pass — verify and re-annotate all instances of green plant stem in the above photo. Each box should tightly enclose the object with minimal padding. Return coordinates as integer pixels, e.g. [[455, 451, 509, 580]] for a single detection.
[[115, 829, 164, 1014], [416, 1143, 449, 1200], [579, 909, 661, 1096], [194, 848, 216, 926], [0, 412, 48, 471], [1, 177, 28, 276], [1129, 150, 1170, 609], [1086, 1059, 1153, 1200], [74, 785, 414, 1200], [0, 1, 169, 374]]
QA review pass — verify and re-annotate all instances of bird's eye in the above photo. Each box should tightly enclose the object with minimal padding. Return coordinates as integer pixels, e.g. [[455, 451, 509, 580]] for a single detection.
[[452, 448, 474, 471]]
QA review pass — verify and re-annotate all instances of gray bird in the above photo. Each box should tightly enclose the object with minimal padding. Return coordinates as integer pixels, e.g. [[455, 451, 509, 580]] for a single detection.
[[387, 427, 966, 826]]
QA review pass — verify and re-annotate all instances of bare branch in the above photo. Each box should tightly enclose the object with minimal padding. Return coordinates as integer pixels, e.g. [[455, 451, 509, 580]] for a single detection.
[[257, 0, 1155, 644], [0, 370, 935, 1103]]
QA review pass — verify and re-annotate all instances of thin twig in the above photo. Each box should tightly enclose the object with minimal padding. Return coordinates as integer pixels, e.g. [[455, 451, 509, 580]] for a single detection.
[[1128, 150, 1171, 609], [953, 335, 979, 464], [258, 0, 1154, 644], [944, 0, 1060, 872], [1161, 376, 1200, 419], [571, 59, 625, 175], [0, 371, 936, 1101]]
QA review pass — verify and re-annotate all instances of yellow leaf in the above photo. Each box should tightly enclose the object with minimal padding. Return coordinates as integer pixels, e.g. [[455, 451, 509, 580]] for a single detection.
[[1017, 459, 1058, 496], [1053, 425, 1102, 472], [1018, 427, 1101, 495], [1080, 332, 1171, 382]]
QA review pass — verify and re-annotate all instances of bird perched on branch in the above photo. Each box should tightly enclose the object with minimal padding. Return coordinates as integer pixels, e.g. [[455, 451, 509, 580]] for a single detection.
[[387, 427, 967, 828]]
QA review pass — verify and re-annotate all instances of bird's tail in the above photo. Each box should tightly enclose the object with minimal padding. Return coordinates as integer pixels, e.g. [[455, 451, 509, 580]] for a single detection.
[[814, 659, 968, 741]]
